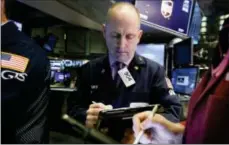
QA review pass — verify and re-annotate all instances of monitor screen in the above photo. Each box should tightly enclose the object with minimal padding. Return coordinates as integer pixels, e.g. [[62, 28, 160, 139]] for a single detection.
[[50, 60, 63, 71], [50, 59, 89, 70], [136, 44, 165, 66], [54, 72, 70, 83], [174, 38, 193, 66], [65, 73, 71, 79], [54, 72, 65, 82], [62, 59, 89, 68], [135, 0, 194, 37], [171, 67, 198, 95]]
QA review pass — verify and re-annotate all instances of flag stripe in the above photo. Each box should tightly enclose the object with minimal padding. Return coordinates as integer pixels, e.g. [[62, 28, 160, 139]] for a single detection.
[[1, 52, 29, 72]]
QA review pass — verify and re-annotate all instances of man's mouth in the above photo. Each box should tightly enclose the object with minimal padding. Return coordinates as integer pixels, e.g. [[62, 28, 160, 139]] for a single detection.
[[116, 51, 126, 54]]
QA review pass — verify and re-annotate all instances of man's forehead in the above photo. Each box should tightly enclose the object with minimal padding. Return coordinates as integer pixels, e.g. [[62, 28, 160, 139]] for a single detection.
[[106, 20, 140, 33], [107, 25, 140, 34]]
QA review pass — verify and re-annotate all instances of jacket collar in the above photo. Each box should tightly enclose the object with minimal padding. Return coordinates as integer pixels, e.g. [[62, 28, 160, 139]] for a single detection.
[[103, 53, 146, 69], [1, 21, 20, 47], [132, 53, 146, 66]]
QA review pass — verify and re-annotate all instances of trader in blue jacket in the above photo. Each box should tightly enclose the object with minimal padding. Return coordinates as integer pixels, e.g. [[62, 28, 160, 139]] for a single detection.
[[1, 0, 50, 143], [68, 2, 181, 139]]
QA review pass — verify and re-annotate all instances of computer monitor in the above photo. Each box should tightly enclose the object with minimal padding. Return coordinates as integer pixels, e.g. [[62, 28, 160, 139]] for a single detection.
[[135, 0, 194, 38], [62, 59, 89, 68], [171, 67, 199, 95], [54, 72, 71, 83], [136, 44, 165, 66], [54, 72, 65, 83], [174, 38, 193, 66], [50, 60, 64, 71]]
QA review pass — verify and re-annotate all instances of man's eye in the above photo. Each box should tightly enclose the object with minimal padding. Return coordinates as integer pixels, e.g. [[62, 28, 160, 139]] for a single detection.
[[126, 35, 135, 39], [111, 33, 121, 38], [111, 34, 120, 38], [112, 35, 118, 38]]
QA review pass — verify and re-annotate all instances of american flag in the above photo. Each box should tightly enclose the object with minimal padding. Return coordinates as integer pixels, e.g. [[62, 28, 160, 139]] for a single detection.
[[1, 52, 29, 73]]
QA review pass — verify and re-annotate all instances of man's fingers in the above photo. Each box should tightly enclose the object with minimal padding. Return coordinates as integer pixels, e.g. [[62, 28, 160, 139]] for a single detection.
[[89, 103, 106, 109], [132, 111, 151, 135], [86, 103, 113, 129], [86, 115, 98, 122], [85, 120, 96, 128], [86, 108, 103, 116], [141, 119, 156, 130], [133, 111, 151, 128], [132, 114, 140, 134], [85, 114, 98, 128], [136, 111, 151, 121]]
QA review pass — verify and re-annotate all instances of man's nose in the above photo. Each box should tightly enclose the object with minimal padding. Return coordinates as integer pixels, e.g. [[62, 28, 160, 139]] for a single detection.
[[117, 37, 126, 49]]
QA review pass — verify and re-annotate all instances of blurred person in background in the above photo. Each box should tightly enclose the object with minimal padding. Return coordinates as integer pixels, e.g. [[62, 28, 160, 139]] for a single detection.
[[1, 0, 50, 143]]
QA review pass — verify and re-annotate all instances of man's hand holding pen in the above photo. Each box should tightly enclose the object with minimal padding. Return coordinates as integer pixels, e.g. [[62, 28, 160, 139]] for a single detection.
[[85, 101, 113, 128]]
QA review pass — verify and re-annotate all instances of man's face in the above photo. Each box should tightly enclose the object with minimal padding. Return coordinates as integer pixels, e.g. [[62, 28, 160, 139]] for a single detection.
[[103, 12, 143, 63]]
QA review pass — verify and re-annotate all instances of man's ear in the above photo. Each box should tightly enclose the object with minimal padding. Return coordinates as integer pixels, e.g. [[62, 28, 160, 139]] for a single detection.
[[102, 24, 106, 38], [137, 30, 143, 44]]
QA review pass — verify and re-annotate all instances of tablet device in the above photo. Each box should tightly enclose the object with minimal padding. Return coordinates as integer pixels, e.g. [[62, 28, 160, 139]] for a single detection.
[[96, 104, 164, 129]]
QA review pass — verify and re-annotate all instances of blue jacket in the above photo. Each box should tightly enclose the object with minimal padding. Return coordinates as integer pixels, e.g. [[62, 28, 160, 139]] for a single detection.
[[68, 54, 181, 122], [1, 21, 50, 143]]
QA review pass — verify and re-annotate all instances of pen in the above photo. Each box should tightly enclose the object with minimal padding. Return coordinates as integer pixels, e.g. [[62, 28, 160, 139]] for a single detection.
[[133, 104, 159, 144]]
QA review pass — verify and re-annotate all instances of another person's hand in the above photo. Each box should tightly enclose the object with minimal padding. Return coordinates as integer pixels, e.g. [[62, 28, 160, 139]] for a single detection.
[[132, 111, 185, 144], [132, 111, 168, 136], [85, 103, 112, 128]]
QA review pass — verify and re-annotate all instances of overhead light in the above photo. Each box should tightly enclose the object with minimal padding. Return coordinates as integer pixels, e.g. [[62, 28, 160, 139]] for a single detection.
[[225, 14, 229, 18], [220, 14, 229, 19], [201, 27, 207, 33], [201, 22, 207, 27], [219, 20, 224, 25], [219, 26, 222, 30], [202, 16, 207, 21], [220, 15, 225, 19]]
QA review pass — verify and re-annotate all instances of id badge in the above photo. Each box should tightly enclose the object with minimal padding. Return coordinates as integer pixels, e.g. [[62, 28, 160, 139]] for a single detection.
[[118, 67, 136, 87]]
